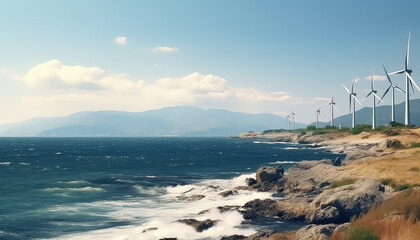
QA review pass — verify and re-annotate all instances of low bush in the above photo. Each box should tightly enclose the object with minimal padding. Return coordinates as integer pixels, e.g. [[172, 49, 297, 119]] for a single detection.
[[380, 178, 393, 185], [262, 129, 285, 134], [329, 178, 356, 189], [346, 227, 379, 240], [390, 121, 405, 127], [410, 142, 420, 148], [350, 124, 372, 134], [409, 167, 420, 172], [306, 125, 316, 130]]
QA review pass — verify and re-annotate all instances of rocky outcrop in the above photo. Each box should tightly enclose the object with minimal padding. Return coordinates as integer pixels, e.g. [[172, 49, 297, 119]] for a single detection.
[[177, 194, 205, 202], [256, 166, 284, 183], [309, 179, 385, 223], [247, 230, 277, 240], [306, 206, 339, 224], [219, 190, 237, 197], [245, 178, 257, 186], [177, 218, 218, 232], [242, 199, 279, 219], [220, 235, 247, 240], [295, 224, 338, 240]]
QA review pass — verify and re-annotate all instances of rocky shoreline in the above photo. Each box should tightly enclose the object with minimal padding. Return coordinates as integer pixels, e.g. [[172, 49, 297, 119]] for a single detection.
[[151, 131, 402, 239]]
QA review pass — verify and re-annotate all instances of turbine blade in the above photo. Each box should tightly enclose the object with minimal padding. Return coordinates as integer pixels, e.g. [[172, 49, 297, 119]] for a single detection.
[[349, 94, 351, 113], [378, 86, 391, 104], [389, 69, 405, 75], [333, 104, 339, 112], [373, 92, 383, 103], [353, 95, 362, 106], [363, 92, 372, 101], [342, 84, 351, 94], [406, 32, 411, 70], [382, 64, 393, 85], [395, 85, 406, 93], [406, 72, 420, 91]]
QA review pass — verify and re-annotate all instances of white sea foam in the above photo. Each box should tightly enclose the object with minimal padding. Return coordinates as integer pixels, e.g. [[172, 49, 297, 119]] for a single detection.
[[43, 187, 105, 193], [19, 162, 30, 165], [253, 141, 287, 144], [284, 147, 299, 150], [55, 172, 275, 240], [269, 161, 298, 164], [0, 162, 11, 165]]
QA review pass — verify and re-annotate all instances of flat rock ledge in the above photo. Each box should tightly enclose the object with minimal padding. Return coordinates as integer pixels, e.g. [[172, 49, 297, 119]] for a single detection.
[[177, 218, 219, 232]]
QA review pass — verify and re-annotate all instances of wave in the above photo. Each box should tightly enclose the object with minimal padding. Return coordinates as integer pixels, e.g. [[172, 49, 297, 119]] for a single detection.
[[19, 162, 30, 165], [253, 141, 287, 144], [269, 161, 298, 164], [55, 172, 275, 240], [58, 180, 90, 185], [0, 162, 11, 165], [284, 147, 299, 150], [43, 187, 105, 193]]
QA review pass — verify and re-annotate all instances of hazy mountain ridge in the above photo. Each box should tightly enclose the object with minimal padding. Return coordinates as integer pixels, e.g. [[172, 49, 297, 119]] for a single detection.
[[0, 106, 305, 137]]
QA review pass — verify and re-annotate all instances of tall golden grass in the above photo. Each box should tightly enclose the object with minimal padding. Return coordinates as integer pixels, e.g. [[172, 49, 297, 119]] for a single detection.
[[330, 189, 420, 240]]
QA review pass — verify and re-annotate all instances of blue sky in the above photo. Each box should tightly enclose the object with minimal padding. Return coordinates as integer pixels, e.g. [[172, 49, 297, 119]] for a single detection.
[[1, 0, 420, 124]]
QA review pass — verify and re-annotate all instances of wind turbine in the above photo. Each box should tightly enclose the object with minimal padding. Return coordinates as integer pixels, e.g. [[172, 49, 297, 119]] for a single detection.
[[290, 112, 296, 130], [315, 106, 321, 128], [379, 65, 405, 122], [285, 115, 290, 130], [328, 94, 337, 126], [363, 69, 383, 129], [342, 76, 362, 129], [389, 32, 420, 125]]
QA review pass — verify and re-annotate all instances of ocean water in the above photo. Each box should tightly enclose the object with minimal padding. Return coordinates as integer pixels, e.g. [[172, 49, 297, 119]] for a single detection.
[[0, 137, 344, 240]]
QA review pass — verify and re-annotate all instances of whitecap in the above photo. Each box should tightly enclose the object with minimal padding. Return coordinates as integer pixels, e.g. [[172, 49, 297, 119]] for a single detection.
[[269, 161, 298, 164], [19, 162, 30, 165], [42, 187, 106, 193], [0, 162, 11, 165], [284, 147, 299, 150]]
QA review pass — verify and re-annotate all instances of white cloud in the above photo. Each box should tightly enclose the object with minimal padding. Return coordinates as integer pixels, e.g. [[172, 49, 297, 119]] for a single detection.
[[365, 75, 386, 81], [152, 46, 179, 53], [313, 97, 330, 101], [115, 36, 127, 45], [153, 64, 159, 67]]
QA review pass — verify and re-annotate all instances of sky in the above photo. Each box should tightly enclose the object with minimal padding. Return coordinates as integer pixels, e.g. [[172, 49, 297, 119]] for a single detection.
[[1, 0, 420, 124]]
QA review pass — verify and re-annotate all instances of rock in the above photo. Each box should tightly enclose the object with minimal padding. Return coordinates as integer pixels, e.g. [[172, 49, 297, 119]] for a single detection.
[[310, 179, 385, 223], [246, 178, 257, 186], [332, 157, 341, 166], [217, 205, 241, 213], [256, 166, 284, 184], [247, 230, 277, 240], [306, 206, 339, 224], [220, 235, 247, 240], [242, 199, 279, 219], [333, 222, 350, 233], [142, 227, 158, 233], [295, 224, 337, 240], [219, 190, 237, 197], [385, 139, 402, 148], [159, 238, 177, 240], [177, 219, 218, 232], [177, 194, 205, 202]]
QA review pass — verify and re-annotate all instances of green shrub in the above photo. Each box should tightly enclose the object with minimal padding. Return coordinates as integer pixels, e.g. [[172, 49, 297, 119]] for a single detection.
[[346, 227, 379, 240], [410, 142, 420, 148], [380, 178, 393, 185], [329, 178, 356, 189], [325, 125, 337, 129], [390, 121, 405, 127], [350, 124, 372, 134], [393, 184, 411, 191], [262, 129, 285, 134], [306, 125, 316, 130], [408, 167, 420, 172], [312, 129, 329, 135]]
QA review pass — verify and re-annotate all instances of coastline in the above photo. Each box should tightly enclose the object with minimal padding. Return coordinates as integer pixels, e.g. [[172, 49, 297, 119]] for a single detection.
[[215, 128, 420, 239]]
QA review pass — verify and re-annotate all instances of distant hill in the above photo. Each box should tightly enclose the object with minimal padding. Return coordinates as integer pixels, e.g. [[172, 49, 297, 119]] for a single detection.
[[312, 99, 420, 128], [0, 106, 306, 137]]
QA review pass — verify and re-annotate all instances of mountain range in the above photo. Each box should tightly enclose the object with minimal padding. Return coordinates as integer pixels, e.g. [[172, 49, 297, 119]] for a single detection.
[[0, 106, 305, 137]]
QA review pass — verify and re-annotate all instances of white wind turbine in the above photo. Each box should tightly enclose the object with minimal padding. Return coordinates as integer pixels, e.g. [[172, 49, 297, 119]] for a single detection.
[[379, 65, 405, 122], [290, 112, 296, 130], [342, 76, 362, 129], [389, 32, 420, 125], [315, 106, 321, 128], [285, 115, 290, 130], [328, 94, 337, 126], [363, 69, 383, 129]]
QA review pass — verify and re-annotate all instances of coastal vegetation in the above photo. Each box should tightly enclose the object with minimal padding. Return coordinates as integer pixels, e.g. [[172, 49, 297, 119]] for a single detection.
[[331, 189, 420, 240], [329, 178, 356, 189]]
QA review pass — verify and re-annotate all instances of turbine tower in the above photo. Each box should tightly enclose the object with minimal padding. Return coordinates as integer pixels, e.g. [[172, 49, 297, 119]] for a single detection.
[[389, 32, 420, 125], [290, 112, 296, 130], [342, 76, 362, 129], [315, 106, 321, 129], [379, 65, 405, 122], [363, 69, 383, 129], [285, 115, 290, 130], [328, 94, 337, 126]]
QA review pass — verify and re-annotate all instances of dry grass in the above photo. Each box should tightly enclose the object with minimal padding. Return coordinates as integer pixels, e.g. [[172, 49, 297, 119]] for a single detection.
[[344, 150, 420, 186], [330, 190, 420, 240], [268, 231, 296, 240]]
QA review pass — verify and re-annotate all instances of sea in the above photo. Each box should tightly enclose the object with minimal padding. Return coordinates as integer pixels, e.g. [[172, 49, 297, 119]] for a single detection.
[[0, 137, 344, 240]]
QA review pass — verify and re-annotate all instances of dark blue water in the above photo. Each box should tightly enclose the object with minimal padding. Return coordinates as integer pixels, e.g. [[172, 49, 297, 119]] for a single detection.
[[0, 138, 344, 240]]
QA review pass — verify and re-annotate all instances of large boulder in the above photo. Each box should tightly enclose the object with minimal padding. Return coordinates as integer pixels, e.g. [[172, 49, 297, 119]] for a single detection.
[[242, 199, 279, 219], [310, 179, 385, 223], [295, 224, 338, 240], [177, 219, 218, 232], [256, 166, 284, 183], [306, 206, 339, 224]]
